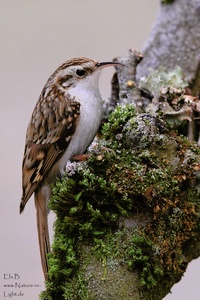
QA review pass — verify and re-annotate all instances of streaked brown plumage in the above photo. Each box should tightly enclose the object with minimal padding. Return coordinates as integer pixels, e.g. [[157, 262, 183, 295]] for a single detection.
[[20, 57, 122, 281]]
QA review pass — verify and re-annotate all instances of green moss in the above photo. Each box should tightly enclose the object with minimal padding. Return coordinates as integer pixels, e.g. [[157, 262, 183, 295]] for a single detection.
[[40, 104, 200, 300], [161, 0, 175, 4], [102, 103, 136, 149], [127, 231, 164, 289]]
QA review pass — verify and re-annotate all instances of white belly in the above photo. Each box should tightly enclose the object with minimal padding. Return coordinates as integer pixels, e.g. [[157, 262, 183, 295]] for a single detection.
[[58, 86, 103, 171]]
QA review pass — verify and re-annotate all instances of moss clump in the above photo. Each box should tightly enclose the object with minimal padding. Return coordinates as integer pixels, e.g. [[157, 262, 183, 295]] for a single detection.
[[127, 231, 164, 290], [40, 104, 200, 300], [161, 0, 175, 4]]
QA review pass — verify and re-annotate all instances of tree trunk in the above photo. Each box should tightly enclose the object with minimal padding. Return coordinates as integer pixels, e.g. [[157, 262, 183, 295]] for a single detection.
[[40, 1, 200, 299], [137, 0, 200, 95]]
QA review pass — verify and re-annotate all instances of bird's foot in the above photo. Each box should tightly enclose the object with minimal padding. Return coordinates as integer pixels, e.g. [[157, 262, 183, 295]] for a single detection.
[[72, 154, 90, 162]]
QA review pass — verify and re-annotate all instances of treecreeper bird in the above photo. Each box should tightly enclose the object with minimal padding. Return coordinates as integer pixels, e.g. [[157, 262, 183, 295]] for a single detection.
[[20, 57, 122, 281]]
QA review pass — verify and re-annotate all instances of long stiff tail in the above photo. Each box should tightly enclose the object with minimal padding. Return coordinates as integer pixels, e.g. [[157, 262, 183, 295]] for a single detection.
[[35, 187, 51, 281]]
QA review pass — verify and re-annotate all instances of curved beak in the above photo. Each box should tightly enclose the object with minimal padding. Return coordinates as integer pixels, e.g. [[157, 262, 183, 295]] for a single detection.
[[96, 61, 124, 70]]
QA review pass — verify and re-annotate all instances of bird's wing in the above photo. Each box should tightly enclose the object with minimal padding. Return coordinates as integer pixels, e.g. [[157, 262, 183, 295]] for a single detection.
[[20, 92, 80, 212]]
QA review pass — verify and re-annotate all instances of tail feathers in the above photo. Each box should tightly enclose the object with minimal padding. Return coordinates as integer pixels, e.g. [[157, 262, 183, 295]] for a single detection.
[[20, 201, 25, 214], [35, 188, 51, 281]]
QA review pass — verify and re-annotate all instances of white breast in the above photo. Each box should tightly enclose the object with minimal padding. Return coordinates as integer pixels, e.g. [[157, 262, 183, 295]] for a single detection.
[[58, 71, 103, 172]]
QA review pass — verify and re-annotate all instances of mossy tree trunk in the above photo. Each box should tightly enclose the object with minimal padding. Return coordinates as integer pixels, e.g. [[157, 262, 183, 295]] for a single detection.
[[40, 0, 200, 299]]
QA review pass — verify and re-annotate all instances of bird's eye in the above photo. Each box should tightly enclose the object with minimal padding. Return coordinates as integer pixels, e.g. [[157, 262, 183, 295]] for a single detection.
[[76, 69, 86, 77]]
